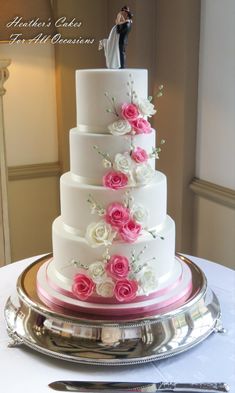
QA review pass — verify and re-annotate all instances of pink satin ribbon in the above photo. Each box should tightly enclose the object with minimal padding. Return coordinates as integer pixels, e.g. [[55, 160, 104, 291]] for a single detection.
[[37, 280, 193, 317]]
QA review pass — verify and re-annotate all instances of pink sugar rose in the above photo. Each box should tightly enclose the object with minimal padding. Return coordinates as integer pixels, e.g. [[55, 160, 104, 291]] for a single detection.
[[121, 103, 139, 121], [103, 171, 128, 190], [106, 255, 130, 279], [131, 147, 148, 163], [114, 279, 138, 302], [119, 219, 142, 243], [130, 118, 152, 134], [105, 202, 130, 229], [72, 274, 95, 300]]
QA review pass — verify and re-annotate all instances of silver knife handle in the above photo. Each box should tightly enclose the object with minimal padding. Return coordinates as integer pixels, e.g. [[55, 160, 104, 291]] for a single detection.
[[158, 382, 229, 392]]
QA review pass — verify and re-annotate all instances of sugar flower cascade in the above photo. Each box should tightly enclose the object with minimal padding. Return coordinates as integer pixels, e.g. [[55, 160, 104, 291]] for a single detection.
[[96, 76, 165, 189], [70, 74, 165, 303], [71, 246, 158, 302], [106, 74, 163, 137], [85, 191, 158, 247], [94, 141, 165, 189]]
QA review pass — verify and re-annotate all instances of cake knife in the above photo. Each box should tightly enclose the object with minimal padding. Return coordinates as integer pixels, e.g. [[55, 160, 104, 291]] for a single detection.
[[48, 380, 230, 392]]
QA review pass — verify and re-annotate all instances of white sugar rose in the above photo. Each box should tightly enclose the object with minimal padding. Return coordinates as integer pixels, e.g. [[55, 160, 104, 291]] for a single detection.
[[86, 221, 116, 248], [114, 152, 132, 174], [131, 204, 149, 228], [134, 163, 155, 185], [96, 279, 115, 298], [137, 268, 158, 295], [88, 261, 106, 283], [108, 119, 132, 136], [135, 98, 156, 117]]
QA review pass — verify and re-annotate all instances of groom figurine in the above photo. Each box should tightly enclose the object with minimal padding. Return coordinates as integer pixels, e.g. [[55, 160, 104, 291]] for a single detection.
[[116, 6, 133, 68]]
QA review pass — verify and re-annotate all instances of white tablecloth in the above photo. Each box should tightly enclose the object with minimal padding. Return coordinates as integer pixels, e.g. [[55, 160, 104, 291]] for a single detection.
[[1, 255, 235, 393]]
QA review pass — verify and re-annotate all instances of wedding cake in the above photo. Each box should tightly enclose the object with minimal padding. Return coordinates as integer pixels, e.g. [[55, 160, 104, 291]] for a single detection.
[[37, 69, 193, 317]]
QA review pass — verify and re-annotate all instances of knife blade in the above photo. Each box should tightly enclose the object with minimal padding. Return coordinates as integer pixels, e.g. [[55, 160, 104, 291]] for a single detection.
[[48, 380, 230, 392]]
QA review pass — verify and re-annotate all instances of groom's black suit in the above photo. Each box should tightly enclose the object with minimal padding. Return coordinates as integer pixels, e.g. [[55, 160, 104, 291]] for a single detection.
[[118, 21, 132, 68]]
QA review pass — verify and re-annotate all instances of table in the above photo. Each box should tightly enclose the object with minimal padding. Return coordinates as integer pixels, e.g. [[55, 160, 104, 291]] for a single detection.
[[1, 254, 235, 393]]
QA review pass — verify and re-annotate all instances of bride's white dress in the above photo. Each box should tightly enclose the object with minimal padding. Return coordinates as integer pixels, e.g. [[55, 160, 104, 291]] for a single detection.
[[99, 25, 120, 69]]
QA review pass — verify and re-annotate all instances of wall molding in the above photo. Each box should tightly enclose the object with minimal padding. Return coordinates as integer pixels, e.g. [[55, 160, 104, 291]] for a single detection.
[[8, 162, 61, 181], [190, 177, 235, 209]]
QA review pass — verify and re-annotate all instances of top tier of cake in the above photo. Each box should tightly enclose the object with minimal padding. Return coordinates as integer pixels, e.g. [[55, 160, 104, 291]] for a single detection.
[[76, 69, 148, 132]]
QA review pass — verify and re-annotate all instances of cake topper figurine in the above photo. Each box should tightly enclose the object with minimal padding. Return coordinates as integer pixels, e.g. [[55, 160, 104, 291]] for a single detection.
[[99, 5, 133, 69]]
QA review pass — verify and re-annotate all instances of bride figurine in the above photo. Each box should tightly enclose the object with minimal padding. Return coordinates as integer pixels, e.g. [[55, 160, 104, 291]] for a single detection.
[[99, 6, 133, 69]]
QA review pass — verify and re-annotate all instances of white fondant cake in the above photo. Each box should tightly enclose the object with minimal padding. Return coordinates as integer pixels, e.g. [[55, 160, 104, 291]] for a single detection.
[[37, 68, 192, 316]]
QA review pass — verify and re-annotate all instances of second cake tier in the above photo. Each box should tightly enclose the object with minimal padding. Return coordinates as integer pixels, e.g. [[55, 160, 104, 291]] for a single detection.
[[70, 129, 156, 185]]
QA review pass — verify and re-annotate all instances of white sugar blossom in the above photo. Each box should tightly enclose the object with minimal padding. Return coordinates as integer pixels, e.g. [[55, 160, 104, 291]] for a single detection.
[[96, 279, 115, 298], [134, 163, 155, 185], [88, 261, 106, 283], [131, 204, 149, 228], [137, 268, 158, 295], [108, 119, 132, 136], [134, 98, 156, 117], [86, 221, 116, 248], [102, 158, 112, 168], [114, 152, 132, 174]]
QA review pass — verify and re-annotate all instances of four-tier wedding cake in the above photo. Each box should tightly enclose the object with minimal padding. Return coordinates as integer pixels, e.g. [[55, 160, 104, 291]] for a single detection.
[[36, 69, 193, 317]]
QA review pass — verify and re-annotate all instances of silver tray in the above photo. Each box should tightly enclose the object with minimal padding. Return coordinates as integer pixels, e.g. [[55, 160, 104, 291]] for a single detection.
[[4, 254, 223, 365]]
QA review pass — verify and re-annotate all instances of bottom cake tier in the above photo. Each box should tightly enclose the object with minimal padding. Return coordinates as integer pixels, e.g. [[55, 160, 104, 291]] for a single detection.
[[36, 256, 193, 317]]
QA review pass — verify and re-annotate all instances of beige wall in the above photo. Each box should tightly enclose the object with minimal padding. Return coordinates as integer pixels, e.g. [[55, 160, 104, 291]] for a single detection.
[[193, 196, 235, 269], [0, 42, 60, 264], [192, 0, 235, 269], [8, 175, 60, 262], [153, 0, 200, 254], [1, 43, 58, 166]]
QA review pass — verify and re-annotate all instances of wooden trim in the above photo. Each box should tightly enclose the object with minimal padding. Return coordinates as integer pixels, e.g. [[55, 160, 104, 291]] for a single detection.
[[0, 60, 11, 265], [8, 162, 61, 181], [190, 178, 235, 209]]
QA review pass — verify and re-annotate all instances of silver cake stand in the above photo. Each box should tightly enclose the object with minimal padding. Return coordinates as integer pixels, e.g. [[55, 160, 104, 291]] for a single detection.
[[4, 254, 224, 365]]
